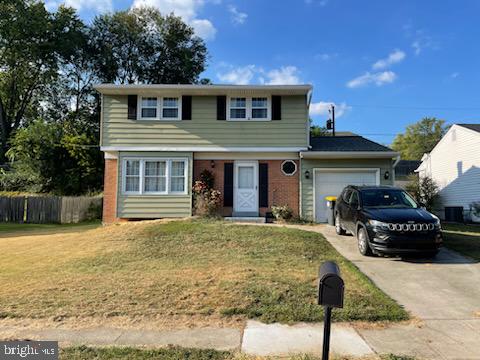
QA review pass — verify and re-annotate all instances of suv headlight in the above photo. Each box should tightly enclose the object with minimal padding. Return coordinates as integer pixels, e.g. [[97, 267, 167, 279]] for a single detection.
[[431, 214, 441, 229], [368, 219, 389, 230]]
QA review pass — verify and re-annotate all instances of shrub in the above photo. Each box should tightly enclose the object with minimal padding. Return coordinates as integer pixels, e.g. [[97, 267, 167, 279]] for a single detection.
[[470, 202, 480, 217], [271, 205, 293, 221], [405, 175, 439, 211], [192, 174, 222, 217]]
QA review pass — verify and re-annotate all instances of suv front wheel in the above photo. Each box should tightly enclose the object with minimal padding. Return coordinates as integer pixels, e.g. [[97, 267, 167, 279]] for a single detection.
[[335, 214, 346, 235], [357, 226, 373, 256]]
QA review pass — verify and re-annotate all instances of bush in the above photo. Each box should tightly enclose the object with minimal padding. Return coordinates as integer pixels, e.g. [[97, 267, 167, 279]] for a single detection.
[[405, 175, 439, 211], [271, 205, 293, 221], [192, 170, 222, 217]]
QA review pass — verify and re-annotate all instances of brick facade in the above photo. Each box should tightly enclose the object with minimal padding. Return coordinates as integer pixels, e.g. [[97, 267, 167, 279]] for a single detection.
[[193, 159, 299, 217], [102, 158, 119, 223]]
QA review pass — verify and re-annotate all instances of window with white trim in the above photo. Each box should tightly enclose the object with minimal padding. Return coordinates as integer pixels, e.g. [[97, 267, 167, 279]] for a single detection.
[[162, 97, 179, 119], [141, 97, 157, 119], [230, 97, 247, 119], [124, 160, 141, 193], [252, 97, 268, 119], [228, 96, 270, 121], [122, 158, 188, 195], [138, 96, 181, 120], [144, 160, 167, 193]]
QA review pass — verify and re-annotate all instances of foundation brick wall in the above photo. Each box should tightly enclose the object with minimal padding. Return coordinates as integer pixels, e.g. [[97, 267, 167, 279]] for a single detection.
[[193, 159, 299, 217], [102, 158, 119, 223]]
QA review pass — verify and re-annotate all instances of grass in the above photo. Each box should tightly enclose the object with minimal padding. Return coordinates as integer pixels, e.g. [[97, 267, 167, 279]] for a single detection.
[[60, 346, 415, 360], [0, 221, 101, 236], [0, 219, 407, 324], [442, 223, 480, 260]]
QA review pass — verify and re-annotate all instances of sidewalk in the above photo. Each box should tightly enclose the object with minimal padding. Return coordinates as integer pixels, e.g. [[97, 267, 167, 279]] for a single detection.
[[0, 320, 374, 358]]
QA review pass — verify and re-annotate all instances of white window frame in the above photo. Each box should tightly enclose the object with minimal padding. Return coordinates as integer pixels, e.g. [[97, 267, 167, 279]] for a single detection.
[[123, 159, 142, 194], [227, 96, 271, 121], [137, 96, 182, 121], [139, 97, 158, 120], [122, 158, 188, 195]]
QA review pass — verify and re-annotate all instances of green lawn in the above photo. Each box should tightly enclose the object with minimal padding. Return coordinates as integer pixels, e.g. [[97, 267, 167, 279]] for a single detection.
[[60, 346, 414, 360], [0, 220, 407, 324], [443, 223, 480, 260]]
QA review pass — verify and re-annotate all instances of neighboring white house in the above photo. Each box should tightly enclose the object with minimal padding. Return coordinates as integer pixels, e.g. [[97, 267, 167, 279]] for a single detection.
[[416, 124, 480, 222]]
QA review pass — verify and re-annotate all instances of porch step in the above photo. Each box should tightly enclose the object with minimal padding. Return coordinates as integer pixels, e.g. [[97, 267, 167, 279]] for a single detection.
[[225, 217, 266, 224]]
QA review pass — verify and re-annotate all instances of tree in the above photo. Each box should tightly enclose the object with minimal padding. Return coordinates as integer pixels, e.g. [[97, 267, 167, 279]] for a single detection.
[[89, 7, 208, 84], [0, 0, 87, 161], [310, 125, 329, 137], [405, 175, 439, 211], [4, 119, 102, 195], [391, 118, 448, 160]]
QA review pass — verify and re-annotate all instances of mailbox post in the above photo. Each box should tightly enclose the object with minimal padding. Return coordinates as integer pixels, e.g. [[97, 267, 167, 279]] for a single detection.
[[318, 261, 344, 360]]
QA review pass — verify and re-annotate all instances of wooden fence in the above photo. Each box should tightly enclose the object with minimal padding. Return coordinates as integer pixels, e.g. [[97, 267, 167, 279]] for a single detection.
[[0, 196, 102, 224]]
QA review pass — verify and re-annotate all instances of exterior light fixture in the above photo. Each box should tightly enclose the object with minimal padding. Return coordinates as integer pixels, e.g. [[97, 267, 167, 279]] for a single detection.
[[384, 171, 390, 180], [211, 160, 215, 169], [305, 170, 310, 179]]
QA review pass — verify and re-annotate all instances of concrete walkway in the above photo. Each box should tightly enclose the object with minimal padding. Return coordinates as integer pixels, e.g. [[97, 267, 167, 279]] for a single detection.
[[314, 225, 480, 360], [0, 321, 374, 358]]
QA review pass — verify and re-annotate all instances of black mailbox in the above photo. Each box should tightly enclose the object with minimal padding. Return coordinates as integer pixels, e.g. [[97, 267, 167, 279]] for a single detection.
[[318, 261, 344, 308]]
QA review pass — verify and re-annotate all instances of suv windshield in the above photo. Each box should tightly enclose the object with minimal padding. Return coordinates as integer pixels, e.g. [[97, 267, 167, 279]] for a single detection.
[[360, 189, 418, 209]]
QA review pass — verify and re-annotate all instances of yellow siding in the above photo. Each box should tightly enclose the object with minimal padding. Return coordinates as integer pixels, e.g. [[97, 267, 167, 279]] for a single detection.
[[117, 151, 193, 218], [102, 95, 308, 148]]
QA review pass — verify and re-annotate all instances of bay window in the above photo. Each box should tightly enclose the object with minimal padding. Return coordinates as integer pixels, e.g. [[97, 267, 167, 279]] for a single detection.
[[228, 96, 270, 121], [122, 158, 188, 195], [138, 96, 181, 120]]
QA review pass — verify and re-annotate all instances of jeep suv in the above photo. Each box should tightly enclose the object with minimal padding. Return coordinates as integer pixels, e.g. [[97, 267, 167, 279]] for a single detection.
[[334, 185, 443, 257]]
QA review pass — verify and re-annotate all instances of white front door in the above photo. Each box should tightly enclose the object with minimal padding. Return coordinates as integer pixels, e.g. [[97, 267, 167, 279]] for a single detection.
[[234, 161, 258, 215]]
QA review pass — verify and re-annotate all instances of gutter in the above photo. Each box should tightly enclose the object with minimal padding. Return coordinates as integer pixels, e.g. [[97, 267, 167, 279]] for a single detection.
[[300, 151, 400, 159]]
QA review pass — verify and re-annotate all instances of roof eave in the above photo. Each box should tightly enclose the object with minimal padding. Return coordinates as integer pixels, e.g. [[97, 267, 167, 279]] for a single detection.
[[300, 151, 400, 159]]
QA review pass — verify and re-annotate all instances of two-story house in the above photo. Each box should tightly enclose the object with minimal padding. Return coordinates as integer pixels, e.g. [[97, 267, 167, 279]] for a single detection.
[[95, 84, 399, 223]]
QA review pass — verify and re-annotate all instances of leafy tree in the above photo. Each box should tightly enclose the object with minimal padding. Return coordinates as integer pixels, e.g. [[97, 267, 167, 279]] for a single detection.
[[0, 0, 86, 161], [391, 118, 448, 160], [406, 175, 439, 211], [4, 119, 102, 195], [310, 125, 329, 137], [89, 7, 207, 84]]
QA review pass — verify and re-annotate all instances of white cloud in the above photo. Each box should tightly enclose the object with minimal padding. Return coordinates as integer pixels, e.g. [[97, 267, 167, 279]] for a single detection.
[[264, 66, 301, 85], [45, 0, 112, 13], [228, 5, 247, 25], [191, 19, 217, 40], [372, 49, 406, 70], [217, 65, 256, 85], [217, 64, 302, 85], [347, 71, 397, 88], [310, 101, 350, 118], [132, 0, 217, 40]]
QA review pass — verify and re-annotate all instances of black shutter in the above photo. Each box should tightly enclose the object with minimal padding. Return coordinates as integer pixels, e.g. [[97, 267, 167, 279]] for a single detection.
[[272, 95, 282, 120], [182, 95, 192, 120], [259, 163, 269, 207], [128, 95, 137, 120], [217, 96, 226, 120], [223, 163, 234, 207]]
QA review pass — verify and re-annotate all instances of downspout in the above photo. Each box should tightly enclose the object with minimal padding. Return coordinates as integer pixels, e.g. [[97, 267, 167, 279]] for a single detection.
[[392, 154, 401, 185]]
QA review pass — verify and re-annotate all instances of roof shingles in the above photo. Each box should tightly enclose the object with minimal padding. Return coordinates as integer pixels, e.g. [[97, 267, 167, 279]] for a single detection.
[[309, 136, 394, 152]]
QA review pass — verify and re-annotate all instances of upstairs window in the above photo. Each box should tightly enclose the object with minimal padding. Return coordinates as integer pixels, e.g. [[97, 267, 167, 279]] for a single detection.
[[162, 97, 179, 119], [141, 97, 157, 119], [252, 97, 268, 119], [138, 96, 181, 120], [228, 97, 271, 121], [230, 97, 247, 119]]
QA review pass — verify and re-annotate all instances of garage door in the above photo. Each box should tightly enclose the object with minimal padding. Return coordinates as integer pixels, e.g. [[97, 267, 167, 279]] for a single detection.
[[314, 169, 379, 222]]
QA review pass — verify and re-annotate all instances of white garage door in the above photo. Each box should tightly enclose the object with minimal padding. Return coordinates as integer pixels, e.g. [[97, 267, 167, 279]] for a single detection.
[[314, 169, 379, 223]]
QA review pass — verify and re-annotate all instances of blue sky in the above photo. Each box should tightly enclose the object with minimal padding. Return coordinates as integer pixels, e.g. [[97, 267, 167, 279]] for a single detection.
[[47, 0, 480, 145]]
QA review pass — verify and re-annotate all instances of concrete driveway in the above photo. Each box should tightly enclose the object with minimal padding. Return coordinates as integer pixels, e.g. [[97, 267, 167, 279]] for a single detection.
[[319, 225, 480, 359]]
